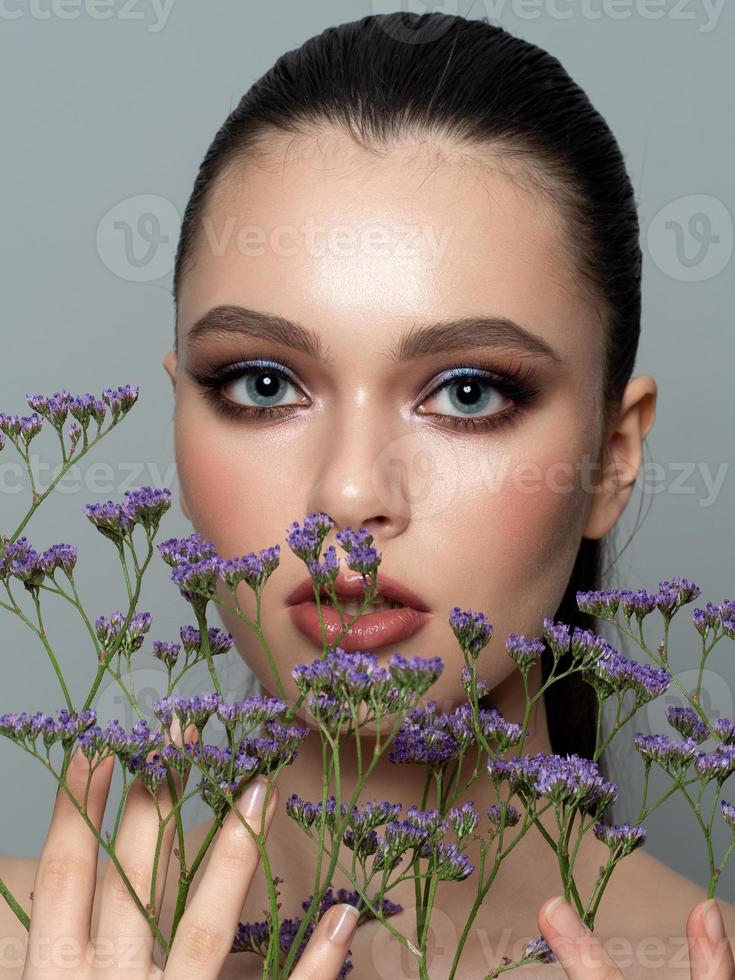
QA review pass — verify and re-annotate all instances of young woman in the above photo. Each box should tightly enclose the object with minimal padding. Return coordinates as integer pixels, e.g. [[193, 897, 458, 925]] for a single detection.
[[3, 11, 734, 979]]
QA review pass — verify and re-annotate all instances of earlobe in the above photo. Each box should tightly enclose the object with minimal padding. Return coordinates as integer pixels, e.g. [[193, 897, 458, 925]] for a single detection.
[[163, 350, 177, 391], [582, 375, 657, 541]]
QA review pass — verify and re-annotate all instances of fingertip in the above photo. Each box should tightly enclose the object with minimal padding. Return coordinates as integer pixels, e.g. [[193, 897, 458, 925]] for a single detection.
[[323, 903, 360, 945]]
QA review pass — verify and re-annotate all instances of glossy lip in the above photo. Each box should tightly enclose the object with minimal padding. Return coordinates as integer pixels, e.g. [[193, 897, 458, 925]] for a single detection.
[[287, 601, 433, 652], [285, 570, 431, 612]]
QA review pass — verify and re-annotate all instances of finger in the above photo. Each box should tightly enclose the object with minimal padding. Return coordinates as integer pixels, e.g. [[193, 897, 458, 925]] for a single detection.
[[28, 745, 115, 968], [94, 717, 198, 971], [686, 899, 735, 978], [290, 903, 360, 980], [164, 775, 278, 979], [538, 895, 623, 978]]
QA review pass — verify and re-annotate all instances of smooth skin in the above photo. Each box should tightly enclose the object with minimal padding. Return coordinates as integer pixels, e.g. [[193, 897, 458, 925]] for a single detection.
[[18, 721, 358, 978], [4, 127, 733, 978]]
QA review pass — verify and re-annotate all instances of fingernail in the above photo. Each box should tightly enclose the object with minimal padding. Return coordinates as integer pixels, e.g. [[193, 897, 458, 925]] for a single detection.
[[238, 777, 268, 823], [546, 896, 588, 939], [702, 899, 725, 943], [326, 904, 360, 945]]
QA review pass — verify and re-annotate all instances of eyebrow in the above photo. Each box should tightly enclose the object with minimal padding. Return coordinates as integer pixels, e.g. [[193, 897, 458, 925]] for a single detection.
[[185, 304, 563, 365]]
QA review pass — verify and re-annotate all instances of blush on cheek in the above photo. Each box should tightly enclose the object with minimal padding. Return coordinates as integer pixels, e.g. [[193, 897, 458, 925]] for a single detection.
[[484, 448, 592, 625]]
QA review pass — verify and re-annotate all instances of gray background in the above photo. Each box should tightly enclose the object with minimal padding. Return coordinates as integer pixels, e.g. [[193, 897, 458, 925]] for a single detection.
[[1, 0, 733, 905]]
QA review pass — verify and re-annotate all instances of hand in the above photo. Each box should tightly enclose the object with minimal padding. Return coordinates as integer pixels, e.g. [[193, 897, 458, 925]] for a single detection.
[[539, 894, 735, 978], [21, 726, 359, 978]]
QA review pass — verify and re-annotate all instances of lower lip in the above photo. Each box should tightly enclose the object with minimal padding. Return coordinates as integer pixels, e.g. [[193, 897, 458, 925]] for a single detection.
[[287, 601, 432, 652]]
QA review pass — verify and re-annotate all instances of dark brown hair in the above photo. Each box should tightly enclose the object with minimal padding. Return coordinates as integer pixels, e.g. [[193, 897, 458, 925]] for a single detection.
[[171, 12, 645, 765]]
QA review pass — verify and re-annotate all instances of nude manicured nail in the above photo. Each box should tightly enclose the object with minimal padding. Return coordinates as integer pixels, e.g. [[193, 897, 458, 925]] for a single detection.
[[238, 777, 268, 822], [326, 904, 359, 944], [702, 899, 725, 943], [546, 896, 588, 939]]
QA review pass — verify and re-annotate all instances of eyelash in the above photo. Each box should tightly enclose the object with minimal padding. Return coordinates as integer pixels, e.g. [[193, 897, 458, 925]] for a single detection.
[[185, 355, 542, 433]]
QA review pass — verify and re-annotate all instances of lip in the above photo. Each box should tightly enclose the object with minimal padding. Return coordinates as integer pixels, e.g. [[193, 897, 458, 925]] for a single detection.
[[285, 571, 431, 612], [288, 601, 433, 652]]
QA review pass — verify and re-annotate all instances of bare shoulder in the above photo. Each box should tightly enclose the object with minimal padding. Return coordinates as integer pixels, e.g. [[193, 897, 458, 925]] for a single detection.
[[585, 844, 735, 978], [0, 855, 34, 976]]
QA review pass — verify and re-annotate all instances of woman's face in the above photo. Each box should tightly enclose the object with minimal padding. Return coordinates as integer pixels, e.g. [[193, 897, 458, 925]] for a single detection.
[[164, 129, 609, 713]]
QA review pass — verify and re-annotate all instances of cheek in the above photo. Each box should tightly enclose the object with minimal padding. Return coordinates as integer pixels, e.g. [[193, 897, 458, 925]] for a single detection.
[[174, 402, 301, 554]]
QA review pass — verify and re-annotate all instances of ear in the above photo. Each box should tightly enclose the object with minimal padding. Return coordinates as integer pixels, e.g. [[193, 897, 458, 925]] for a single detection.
[[163, 349, 177, 390], [582, 375, 657, 540], [161, 349, 192, 522]]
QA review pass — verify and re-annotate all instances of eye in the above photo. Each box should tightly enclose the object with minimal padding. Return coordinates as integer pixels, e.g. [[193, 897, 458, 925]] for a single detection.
[[186, 359, 308, 421], [417, 365, 541, 433], [220, 362, 304, 411]]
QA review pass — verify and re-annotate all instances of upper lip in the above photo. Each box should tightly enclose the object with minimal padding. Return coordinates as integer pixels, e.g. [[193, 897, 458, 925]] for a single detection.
[[286, 571, 431, 612]]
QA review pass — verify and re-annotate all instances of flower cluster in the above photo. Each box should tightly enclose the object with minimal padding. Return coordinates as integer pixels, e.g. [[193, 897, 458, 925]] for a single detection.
[[0, 537, 78, 594], [152, 624, 234, 670], [577, 578, 712, 629], [388, 699, 524, 766], [632, 733, 699, 775], [449, 607, 493, 659], [372, 807, 475, 880], [157, 532, 280, 612], [95, 610, 152, 659], [593, 820, 647, 857], [580, 644, 672, 706], [0, 707, 97, 750], [665, 705, 710, 743], [231, 886, 402, 978], [85, 485, 171, 544], [292, 647, 443, 728], [487, 753, 617, 818]]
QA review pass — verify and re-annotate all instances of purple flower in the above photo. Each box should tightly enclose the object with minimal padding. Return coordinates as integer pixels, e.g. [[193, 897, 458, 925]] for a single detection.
[[122, 486, 172, 533], [632, 733, 698, 773], [593, 820, 647, 856], [388, 701, 461, 766], [84, 501, 135, 545], [694, 744, 735, 783], [219, 545, 281, 593], [616, 589, 658, 626], [432, 842, 474, 881], [0, 537, 46, 592], [487, 753, 617, 817], [581, 646, 671, 705], [665, 705, 710, 743], [306, 546, 340, 592], [95, 610, 152, 656], [334, 527, 380, 570], [101, 385, 139, 422], [152, 640, 180, 669], [523, 938, 556, 965], [40, 543, 78, 578], [0, 707, 97, 749], [721, 801, 735, 831], [576, 589, 622, 618], [460, 666, 489, 699], [158, 533, 219, 567], [542, 618, 571, 660], [693, 602, 724, 637], [178, 624, 233, 658], [505, 632, 545, 671], [715, 718, 735, 745], [654, 578, 701, 620], [286, 513, 334, 563], [448, 802, 479, 841], [215, 695, 288, 730], [487, 801, 521, 829], [449, 607, 493, 659]]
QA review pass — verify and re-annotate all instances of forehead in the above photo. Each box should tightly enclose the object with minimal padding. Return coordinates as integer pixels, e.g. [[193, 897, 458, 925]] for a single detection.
[[177, 129, 602, 371]]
